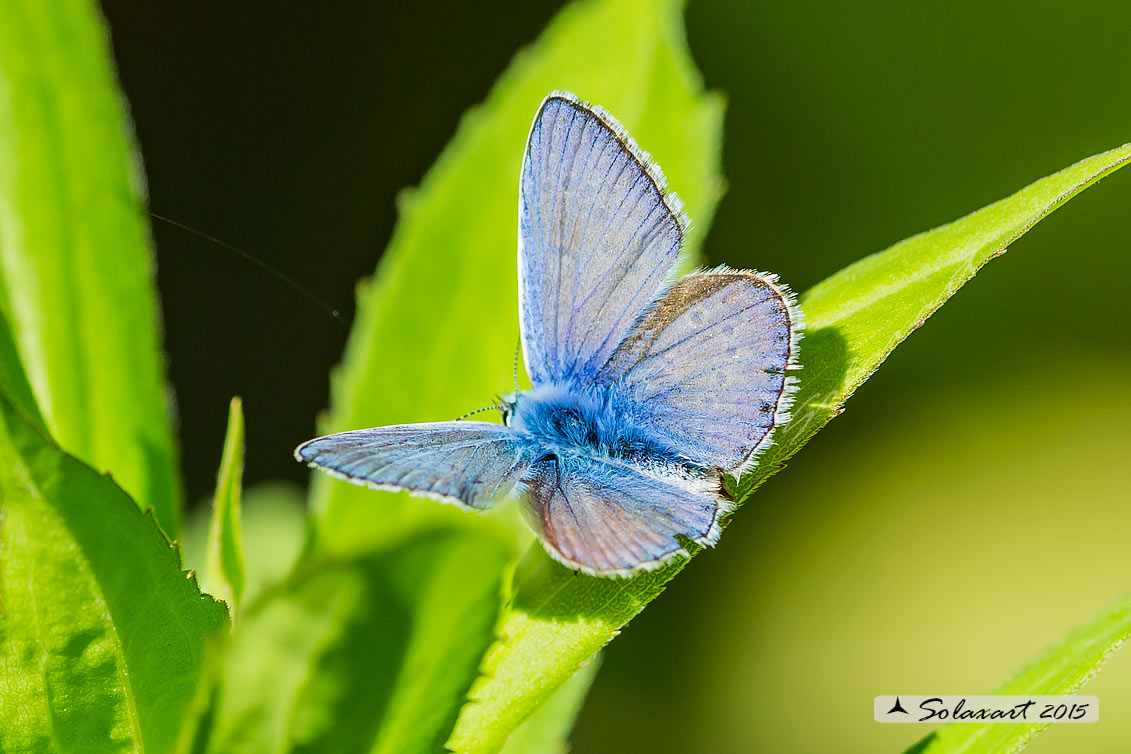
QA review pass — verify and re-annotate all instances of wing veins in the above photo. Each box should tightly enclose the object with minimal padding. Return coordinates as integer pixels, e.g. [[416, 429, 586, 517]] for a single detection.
[[613, 298, 768, 384], [560, 139, 635, 367], [562, 183, 658, 377], [550, 108, 582, 378], [567, 201, 671, 377]]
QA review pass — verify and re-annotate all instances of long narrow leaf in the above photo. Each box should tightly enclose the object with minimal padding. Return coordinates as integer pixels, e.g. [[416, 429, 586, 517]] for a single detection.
[[203, 397, 247, 617], [0, 0, 181, 534]]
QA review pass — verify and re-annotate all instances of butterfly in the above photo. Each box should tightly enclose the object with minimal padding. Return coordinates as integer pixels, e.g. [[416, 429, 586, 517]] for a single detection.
[[296, 91, 803, 577]]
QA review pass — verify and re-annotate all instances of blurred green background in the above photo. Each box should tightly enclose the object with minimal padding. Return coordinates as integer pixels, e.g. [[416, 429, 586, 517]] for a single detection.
[[100, 0, 1131, 751]]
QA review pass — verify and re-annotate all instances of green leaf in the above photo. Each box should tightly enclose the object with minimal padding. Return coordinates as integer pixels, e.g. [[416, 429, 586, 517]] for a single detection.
[[0, 301, 45, 434], [905, 591, 1131, 754], [308, 0, 724, 554], [448, 143, 1131, 751], [0, 389, 229, 754], [181, 483, 308, 610], [0, 0, 181, 535], [203, 397, 247, 618], [499, 656, 601, 754], [205, 528, 513, 754]]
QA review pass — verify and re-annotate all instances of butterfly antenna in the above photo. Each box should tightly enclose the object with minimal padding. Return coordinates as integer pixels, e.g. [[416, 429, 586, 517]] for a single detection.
[[149, 211, 350, 330], [455, 403, 505, 421], [513, 339, 521, 394]]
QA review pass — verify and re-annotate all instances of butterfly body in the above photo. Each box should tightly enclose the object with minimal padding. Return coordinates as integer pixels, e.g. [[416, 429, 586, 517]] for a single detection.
[[298, 91, 803, 577], [504, 381, 703, 474]]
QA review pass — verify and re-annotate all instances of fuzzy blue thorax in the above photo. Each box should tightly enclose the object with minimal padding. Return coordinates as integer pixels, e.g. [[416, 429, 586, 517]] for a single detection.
[[503, 382, 702, 471]]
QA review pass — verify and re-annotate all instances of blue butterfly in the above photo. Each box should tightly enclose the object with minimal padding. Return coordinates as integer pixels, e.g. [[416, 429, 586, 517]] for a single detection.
[[297, 91, 803, 577]]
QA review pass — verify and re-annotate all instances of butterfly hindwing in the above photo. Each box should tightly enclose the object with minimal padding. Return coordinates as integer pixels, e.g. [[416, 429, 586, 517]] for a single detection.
[[521, 452, 725, 575], [296, 421, 537, 509], [519, 92, 685, 387], [598, 270, 802, 474]]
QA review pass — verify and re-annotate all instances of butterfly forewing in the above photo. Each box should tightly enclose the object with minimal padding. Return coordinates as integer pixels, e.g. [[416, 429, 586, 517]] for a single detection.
[[598, 271, 801, 473], [296, 422, 536, 509], [519, 92, 685, 387]]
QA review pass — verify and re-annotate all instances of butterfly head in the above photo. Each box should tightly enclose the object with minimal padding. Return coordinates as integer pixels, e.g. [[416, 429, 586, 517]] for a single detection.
[[499, 392, 519, 426]]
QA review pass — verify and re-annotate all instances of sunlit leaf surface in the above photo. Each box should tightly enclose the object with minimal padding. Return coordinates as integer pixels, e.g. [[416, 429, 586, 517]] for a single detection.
[[0, 391, 228, 754], [0, 0, 181, 535], [203, 397, 247, 616]]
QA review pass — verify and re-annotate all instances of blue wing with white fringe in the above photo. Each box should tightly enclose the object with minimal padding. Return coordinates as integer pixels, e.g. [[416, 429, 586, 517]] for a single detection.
[[597, 270, 802, 474], [296, 422, 536, 509], [518, 92, 686, 387]]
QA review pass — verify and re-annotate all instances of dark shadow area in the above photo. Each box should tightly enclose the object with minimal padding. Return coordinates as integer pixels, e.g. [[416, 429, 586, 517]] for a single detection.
[[98, 0, 564, 504], [0, 311, 45, 432]]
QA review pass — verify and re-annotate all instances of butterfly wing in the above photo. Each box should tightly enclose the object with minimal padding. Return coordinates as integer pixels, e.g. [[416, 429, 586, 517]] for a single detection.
[[519, 91, 686, 387], [597, 270, 802, 474], [296, 421, 537, 509], [520, 452, 726, 576]]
